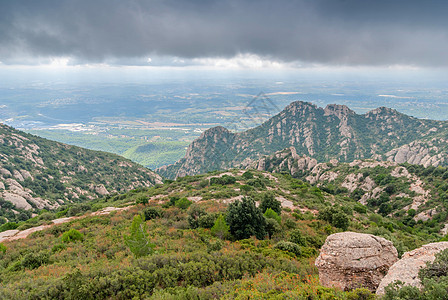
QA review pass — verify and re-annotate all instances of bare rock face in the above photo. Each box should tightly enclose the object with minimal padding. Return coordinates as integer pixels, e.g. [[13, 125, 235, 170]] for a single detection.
[[315, 232, 398, 292], [376, 242, 448, 295]]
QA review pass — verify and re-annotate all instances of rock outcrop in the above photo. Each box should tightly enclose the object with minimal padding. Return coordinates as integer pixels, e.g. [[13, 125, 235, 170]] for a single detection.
[[315, 232, 398, 292], [376, 242, 448, 295]]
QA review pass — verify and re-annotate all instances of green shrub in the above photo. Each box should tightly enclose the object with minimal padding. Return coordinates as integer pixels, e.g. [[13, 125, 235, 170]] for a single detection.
[[242, 171, 254, 179], [136, 195, 149, 205], [0, 222, 18, 232], [61, 229, 84, 243], [142, 207, 162, 221], [21, 251, 50, 270], [51, 243, 67, 253], [187, 204, 207, 229], [274, 241, 302, 257], [318, 206, 350, 230], [289, 229, 306, 246], [198, 213, 217, 229], [0, 243, 6, 254], [175, 197, 192, 209]]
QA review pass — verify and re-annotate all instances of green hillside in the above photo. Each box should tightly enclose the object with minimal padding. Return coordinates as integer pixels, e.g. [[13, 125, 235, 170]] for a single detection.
[[1, 168, 445, 299], [0, 123, 161, 224]]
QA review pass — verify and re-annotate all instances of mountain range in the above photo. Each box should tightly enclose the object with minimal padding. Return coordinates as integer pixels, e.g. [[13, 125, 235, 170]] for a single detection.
[[157, 101, 448, 179]]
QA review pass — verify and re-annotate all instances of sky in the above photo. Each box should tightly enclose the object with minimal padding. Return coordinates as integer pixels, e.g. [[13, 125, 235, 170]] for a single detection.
[[1, 0, 448, 69]]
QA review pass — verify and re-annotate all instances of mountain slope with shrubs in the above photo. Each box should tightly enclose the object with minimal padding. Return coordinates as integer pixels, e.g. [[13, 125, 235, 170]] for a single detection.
[[1, 168, 447, 299], [0, 123, 162, 225]]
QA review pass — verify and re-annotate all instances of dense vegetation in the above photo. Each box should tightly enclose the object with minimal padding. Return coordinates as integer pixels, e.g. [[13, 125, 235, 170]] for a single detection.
[[1, 169, 447, 299]]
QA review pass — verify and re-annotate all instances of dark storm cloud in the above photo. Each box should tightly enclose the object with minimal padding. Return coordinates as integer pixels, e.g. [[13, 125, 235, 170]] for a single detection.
[[0, 0, 448, 67]]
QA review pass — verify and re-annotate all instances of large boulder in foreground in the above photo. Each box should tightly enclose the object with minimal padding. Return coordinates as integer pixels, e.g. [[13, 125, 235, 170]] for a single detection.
[[376, 242, 448, 295], [315, 232, 398, 292]]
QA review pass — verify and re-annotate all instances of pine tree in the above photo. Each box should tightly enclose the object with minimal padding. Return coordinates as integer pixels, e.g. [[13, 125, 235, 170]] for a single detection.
[[124, 215, 154, 257]]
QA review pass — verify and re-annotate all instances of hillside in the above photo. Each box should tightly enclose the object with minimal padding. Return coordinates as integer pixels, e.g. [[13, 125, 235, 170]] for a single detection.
[[1, 168, 445, 299], [157, 101, 448, 179], [0, 123, 162, 223], [247, 147, 448, 228]]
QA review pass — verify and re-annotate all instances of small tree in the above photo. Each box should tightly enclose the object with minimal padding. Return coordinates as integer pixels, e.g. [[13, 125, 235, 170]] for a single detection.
[[226, 197, 266, 240], [211, 214, 230, 239], [124, 215, 154, 257], [263, 208, 281, 224], [259, 192, 282, 215], [265, 218, 282, 239]]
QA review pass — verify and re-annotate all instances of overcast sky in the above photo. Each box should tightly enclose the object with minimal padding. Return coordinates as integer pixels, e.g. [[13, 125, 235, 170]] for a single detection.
[[1, 0, 448, 68]]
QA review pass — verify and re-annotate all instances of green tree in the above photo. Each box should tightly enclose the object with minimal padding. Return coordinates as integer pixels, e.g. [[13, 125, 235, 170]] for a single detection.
[[259, 192, 282, 215], [263, 208, 281, 224], [226, 197, 266, 240], [211, 214, 230, 239], [265, 218, 281, 239], [124, 215, 154, 257]]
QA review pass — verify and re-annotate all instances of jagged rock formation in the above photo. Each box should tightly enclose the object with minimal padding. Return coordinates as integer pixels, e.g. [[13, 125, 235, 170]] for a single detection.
[[240, 147, 447, 222], [0, 123, 162, 218], [376, 242, 448, 295], [315, 232, 398, 292], [157, 101, 448, 179]]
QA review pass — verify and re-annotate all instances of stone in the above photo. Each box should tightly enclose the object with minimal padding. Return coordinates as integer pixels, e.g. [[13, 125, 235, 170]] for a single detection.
[[315, 232, 398, 292], [376, 242, 448, 295]]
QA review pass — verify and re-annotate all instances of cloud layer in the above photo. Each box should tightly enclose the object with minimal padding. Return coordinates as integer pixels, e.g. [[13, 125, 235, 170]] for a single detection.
[[1, 0, 448, 67]]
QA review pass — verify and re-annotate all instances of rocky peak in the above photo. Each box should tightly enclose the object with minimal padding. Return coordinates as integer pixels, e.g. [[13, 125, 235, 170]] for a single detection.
[[324, 104, 355, 119], [364, 106, 402, 120]]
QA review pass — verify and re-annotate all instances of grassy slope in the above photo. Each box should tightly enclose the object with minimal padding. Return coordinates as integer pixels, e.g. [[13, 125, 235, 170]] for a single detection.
[[0, 169, 443, 299]]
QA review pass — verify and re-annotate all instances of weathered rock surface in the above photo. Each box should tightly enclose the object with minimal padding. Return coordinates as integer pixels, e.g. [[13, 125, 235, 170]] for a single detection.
[[376, 242, 448, 295], [315, 232, 398, 292]]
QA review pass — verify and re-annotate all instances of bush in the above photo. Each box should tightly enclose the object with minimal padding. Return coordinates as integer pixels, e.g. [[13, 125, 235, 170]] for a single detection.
[[136, 195, 149, 205], [210, 175, 236, 185], [175, 198, 192, 209], [242, 171, 254, 180], [226, 197, 266, 240], [61, 229, 84, 243], [21, 251, 50, 270], [187, 204, 207, 229], [274, 241, 302, 257], [142, 207, 162, 221], [318, 206, 350, 230], [0, 222, 18, 232], [289, 229, 306, 246], [0, 243, 6, 254], [198, 213, 217, 229]]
